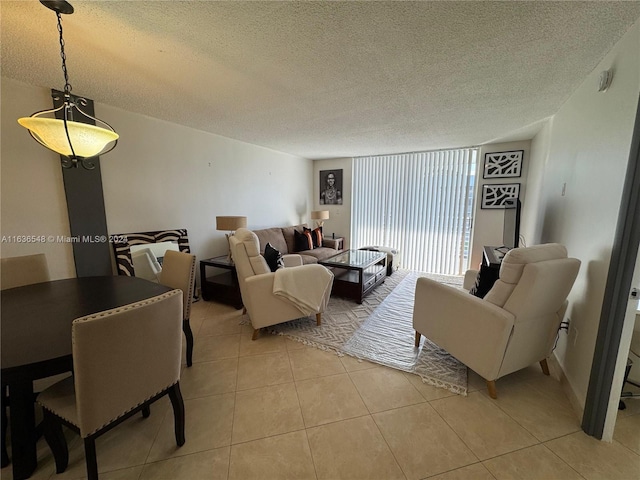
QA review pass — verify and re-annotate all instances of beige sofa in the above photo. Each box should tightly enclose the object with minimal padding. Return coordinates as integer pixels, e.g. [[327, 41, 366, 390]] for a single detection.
[[252, 224, 341, 264]]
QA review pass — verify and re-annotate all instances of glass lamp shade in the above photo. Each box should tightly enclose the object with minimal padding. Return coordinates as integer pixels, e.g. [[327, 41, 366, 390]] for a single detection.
[[17, 117, 119, 158]]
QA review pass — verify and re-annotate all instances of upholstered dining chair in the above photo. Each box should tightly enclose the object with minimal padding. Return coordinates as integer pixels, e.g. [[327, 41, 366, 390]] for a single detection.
[[158, 250, 197, 367], [0, 253, 51, 467], [413, 243, 581, 399], [0, 253, 50, 290], [37, 290, 185, 480], [230, 228, 333, 340]]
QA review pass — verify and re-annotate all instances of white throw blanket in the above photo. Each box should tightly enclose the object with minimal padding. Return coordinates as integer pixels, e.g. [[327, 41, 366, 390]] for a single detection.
[[273, 264, 334, 316]]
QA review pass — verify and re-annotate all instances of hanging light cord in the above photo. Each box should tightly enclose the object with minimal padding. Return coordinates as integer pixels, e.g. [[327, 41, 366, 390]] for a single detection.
[[56, 11, 72, 95], [55, 11, 78, 160]]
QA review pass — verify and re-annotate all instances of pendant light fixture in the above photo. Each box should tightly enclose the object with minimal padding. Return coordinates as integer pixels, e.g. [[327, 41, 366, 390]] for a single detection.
[[17, 0, 119, 169]]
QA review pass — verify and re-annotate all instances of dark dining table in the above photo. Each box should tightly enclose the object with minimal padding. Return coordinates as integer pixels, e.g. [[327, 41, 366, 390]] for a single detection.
[[1, 275, 174, 480]]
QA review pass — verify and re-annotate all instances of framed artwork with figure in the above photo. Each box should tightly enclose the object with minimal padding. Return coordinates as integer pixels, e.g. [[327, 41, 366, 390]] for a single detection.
[[319, 169, 343, 205]]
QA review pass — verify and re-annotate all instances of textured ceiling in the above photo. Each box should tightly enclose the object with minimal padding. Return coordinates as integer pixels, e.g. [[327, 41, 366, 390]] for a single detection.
[[2, 1, 640, 159]]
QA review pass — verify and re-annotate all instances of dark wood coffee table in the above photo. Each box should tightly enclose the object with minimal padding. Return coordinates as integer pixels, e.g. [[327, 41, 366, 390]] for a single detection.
[[319, 249, 387, 303]]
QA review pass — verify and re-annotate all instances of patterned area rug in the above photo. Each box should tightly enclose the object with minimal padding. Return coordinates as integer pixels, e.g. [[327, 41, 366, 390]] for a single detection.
[[267, 269, 468, 395]]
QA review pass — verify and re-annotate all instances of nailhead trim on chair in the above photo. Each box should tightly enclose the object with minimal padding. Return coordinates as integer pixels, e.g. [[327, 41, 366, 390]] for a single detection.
[[40, 381, 179, 438], [72, 290, 182, 323], [71, 290, 182, 348], [184, 256, 196, 321], [57, 290, 183, 436]]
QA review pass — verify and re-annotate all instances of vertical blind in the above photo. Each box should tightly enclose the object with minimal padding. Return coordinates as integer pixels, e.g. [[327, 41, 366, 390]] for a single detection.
[[351, 149, 477, 275]]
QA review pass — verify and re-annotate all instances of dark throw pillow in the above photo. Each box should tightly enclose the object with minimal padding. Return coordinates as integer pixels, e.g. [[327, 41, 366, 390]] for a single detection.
[[264, 242, 284, 272], [294, 229, 314, 251], [304, 227, 323, 248], [469, 264, 499, 298]]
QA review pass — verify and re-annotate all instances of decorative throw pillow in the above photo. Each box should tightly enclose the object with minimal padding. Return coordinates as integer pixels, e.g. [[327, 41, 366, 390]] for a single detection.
[[294, 229, 314, 251], [264, 242, 284, 272], [304, 227, 323, 248], [469, 264, 499, 298]]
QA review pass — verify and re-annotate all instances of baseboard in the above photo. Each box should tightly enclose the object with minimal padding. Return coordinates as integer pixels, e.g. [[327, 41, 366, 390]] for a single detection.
[[549, 353, 585, 422]]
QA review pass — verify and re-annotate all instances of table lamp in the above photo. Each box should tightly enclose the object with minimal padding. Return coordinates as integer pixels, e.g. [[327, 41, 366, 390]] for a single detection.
[[216, 216, 247, 262], [311, 210, 329, 228]]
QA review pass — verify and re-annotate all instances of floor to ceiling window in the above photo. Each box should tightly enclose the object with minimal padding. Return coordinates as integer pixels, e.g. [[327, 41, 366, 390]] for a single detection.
[[351, 148, 477, 276]]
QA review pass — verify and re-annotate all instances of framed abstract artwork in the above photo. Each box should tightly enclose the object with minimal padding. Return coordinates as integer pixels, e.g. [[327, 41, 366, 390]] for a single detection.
[[483, 150, 523, 179], [481, 183, 520, 209]]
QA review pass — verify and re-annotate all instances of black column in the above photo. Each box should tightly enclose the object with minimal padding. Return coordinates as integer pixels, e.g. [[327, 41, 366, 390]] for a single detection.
[[53, 89, 112, 277]]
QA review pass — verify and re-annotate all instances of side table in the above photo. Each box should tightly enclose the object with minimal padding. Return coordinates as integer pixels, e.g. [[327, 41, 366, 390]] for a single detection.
[[323, 236, 344, 250], [200, 256, 243, 309]]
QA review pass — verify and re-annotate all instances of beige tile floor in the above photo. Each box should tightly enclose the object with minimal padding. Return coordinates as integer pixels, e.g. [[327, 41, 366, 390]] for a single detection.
[[3, 299, 640, 480]]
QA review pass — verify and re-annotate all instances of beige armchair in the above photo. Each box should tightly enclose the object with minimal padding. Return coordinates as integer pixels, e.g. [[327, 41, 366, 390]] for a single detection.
[[413, 243, 580, 399], [37, 290, 185, 480], [230, 228, 333, 340]]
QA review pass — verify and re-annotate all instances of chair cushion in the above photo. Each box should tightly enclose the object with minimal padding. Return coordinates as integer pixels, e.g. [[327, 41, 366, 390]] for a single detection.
[[294, 229, 315, 251], [282, 225, 308, 254], [304, 227, 323, 248], [37, 376, 79, 427], [264, 243, 284, 272], [253, 227, 289, 255]]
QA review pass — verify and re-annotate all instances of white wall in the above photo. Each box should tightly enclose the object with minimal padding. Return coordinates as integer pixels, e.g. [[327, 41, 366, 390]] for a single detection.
[[525, 19, 639, 434], [520, 119, 553, 246], [1, 77, 313, 280]]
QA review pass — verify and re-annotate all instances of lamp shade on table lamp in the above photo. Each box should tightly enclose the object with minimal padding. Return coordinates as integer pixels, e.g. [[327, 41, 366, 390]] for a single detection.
[[216, 216, 247, 262], [311, 210, 329, 228], [216, 216, 247, 231]]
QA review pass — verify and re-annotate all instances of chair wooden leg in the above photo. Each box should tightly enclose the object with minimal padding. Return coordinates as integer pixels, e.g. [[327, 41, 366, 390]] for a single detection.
[[316, 313, 322, 326], [42, 410, 68, 474], [251, 328, 260, 341], [540, 358, 550, 376], [83, 437, 98, 480], [486, 380, 497, 399], [183, 318, 194, 367], [414, 331, 421, 348], [168, 383, 186, 447]]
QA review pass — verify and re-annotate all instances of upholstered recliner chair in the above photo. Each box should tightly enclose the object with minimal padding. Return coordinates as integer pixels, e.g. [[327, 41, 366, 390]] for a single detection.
[[413, 243, 580, 399], [230, 228, 333, 340]]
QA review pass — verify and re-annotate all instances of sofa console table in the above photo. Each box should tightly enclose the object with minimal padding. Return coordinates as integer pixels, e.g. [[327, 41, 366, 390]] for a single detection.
[[200, 256, 243, 309]]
